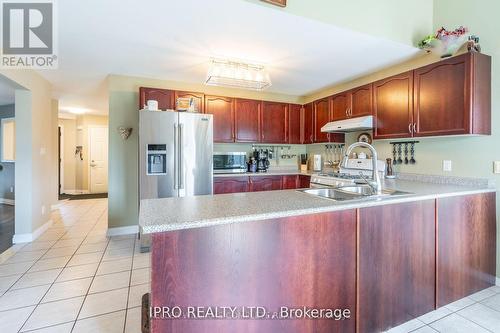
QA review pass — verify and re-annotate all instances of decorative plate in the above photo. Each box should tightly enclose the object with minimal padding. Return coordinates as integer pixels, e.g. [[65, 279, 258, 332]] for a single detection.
[[357, 132, 373, 144]]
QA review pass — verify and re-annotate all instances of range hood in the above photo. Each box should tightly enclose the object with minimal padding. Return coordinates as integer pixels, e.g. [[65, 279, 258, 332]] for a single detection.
[[321, 116, 373, 133]]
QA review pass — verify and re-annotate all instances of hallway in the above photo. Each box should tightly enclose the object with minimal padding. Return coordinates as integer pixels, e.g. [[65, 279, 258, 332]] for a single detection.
[[0, 199, 147, 332]]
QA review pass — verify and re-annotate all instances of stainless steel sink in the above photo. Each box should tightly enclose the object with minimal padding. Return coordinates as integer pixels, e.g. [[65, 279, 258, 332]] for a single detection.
[[298, 185, 412, 201]]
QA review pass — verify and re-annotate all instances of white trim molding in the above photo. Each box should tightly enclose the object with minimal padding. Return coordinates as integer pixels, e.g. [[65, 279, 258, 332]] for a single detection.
[[0, 198, 14, 205], [13, 219, 53, 244], [496, 277, 500, 286], [62, 189, 90, 195], [106, 225, 139, 237]]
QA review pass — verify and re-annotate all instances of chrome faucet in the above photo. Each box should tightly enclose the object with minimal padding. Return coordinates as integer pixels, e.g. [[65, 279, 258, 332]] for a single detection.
[[341, 142, 382, 195]]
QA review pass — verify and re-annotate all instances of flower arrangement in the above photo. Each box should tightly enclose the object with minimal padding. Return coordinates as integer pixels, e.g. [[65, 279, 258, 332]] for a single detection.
[[418, 26, 470, 58]]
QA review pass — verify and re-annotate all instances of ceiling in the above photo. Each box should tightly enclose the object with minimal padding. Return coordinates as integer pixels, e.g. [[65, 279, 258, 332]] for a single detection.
[[39, 0, 421, 115]]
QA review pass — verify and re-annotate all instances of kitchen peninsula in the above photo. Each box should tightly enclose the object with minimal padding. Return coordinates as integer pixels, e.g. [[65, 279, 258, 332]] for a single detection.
[[140, 177, 496, 333]]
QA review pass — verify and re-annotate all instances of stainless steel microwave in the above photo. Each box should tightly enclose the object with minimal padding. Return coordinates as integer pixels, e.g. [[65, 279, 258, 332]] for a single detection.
[[213, 152, 247, 174]]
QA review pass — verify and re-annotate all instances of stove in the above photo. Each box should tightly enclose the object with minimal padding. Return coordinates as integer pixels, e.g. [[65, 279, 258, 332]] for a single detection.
[[310, 158, 386, 188]]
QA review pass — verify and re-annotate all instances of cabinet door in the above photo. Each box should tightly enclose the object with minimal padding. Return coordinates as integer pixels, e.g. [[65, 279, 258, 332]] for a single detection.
[[373, 72, 414, 139], [414, 54, 470, 136], [235, 99, 261, 142], [282, 175, 298, 189], [298, 175, 310, 188], [261, 102, 287, 143], [303, 103, 314, 144], [249, 176, 282, 192], [213, 177, 249, 194], [174, 91, 205, 113], [139, 87, 175, 110], [313, 98, 330, 143], [436, 193, 496, 307], [358, 200, 436, 333], [204, 96, 234, 143], [331, 92, 350, 121], [350, 84, 372, 117], [288, 104, 302, 144]]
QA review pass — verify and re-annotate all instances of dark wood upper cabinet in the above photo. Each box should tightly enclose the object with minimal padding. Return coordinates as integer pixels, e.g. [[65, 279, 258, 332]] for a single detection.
[[313, 97, 331, 143], [204, 95, 234, 143], [350, 84, 373, 117], [174, 91, 204, 113], [139, 87, 175, 110], [261, 102, 287, 143], [414, 52, 491, 136], [373, 71, 414, 139], [436, 192, 496, 307], [234, 99, 261, 143], [331, 92, 350, 121], [288, 104, 302, 144], [358, 200, 436, 333], [303, 103, 314, 144]]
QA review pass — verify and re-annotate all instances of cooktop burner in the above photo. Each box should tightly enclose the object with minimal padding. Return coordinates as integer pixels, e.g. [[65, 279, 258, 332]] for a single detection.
[[316, 172, 364, 180]]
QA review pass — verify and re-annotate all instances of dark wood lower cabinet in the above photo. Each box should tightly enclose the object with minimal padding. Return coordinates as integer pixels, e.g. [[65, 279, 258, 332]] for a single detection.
[[213, 177, 248, 194], [151, 210, 357, 333], [358, 201, 436, 333], [282, 175, 299, 189], [436, 192, 496, 307], [249, 176, 282, 192], [298, 175, 311, 188]]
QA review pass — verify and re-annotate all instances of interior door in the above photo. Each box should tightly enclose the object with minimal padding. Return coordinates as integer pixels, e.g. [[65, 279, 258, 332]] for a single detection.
[[178, 113, 213, 197], [89, 127, 109, 193]]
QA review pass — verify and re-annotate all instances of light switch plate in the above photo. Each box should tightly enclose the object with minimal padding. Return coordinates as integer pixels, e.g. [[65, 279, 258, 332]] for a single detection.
[[494, 161, 500, 174], [443, 160, 452, 172]]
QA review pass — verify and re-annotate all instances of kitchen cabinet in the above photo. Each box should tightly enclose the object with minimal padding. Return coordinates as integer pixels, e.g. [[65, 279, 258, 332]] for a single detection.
[[350, 84, 372, 117], [313, 97, 330, 143], [249, 176, 283, 192], [288, 104, 302, 144], [436, 192, 496, 307], [261, 102, 287, 143], [331, 92, 350, 121], [235, 99, 261, 142], [204, 96, 234, 143], [373, 72, 414, 139], [303, 103, 314, 144], [414, 52, 490, 136], [213, 177, 248, 194], [282, 175, 299, 189], [174, 91, 204, 112], [358, 200, 436, 333], [139, 87, 175, 110], [298, 175, 311, 188]]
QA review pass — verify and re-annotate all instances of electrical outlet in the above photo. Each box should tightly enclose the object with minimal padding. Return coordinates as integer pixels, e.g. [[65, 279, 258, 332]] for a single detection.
[[494, 161, 500, 174], [41, 205, 46, 215], [443, 160, 452, 172]]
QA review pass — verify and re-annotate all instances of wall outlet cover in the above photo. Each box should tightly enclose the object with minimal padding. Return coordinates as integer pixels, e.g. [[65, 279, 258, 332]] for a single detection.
[[443, 160, 452, 172], [494, 161, 500, 174], [41, 205, 46, 215]]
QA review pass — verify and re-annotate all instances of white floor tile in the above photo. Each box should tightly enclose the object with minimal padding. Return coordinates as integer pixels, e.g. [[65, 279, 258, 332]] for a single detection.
[[96, 258, 132, 276], [418, 306, 453, 324], [132, 253, 151, 270], [78, 288, 128, 319], [457, 303, 500, 332], [102, 248, 134, 262], [89, 271, 130, 294], [131, 268, 150, 286], [128, 283, 150, 308], [42, 277, 93, 303], [430, 313, 490, 333], [21, 296, 84, 331], [0, 284, 51, 311], [124, 307, 141, 333], [0, 274, 21, 292], [481, 293, 500, 312], [11, 268, 62, 290], [52, 238, 84, 249], [18, 241, 56, 252], [384, 318, 425, 333], [0, 306, 35, 333], [4, 250, 45, 264], [444, 296, 476, 312], [73, 310, 126, 333], [0, 261, 34, 277], [76, 242, 108, 254], [469, 288, 498, 302], [42, 246, 79, 259], [23, 322, 74, 333], [411, 326, 438, 333], [56, 263, 98, 282], [67, 252, 103, 267], [28, 256, 71, 273]]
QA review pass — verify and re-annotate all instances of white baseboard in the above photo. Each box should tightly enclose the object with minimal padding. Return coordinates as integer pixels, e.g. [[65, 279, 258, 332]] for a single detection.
[[496, 277, 500, 286], [13, 219, 53, 244], [106, 225, 139, 237], [0, 198, 14, 205], [63, 189, 90, 195]]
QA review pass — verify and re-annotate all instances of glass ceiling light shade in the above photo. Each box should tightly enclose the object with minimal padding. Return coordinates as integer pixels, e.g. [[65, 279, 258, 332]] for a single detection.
[[206, 59, 272, 91]]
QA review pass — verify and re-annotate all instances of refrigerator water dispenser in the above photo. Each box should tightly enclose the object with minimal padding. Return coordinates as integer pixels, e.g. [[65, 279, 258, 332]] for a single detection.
[[147, 144, 167, 175]]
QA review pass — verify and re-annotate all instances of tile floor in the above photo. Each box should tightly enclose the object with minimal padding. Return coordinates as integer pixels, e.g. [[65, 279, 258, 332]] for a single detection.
[[0, 198, 498, 332], [0, 199, 148, 333]]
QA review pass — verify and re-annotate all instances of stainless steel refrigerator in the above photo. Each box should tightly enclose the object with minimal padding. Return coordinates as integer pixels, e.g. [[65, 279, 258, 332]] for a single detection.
[[138, 110, 213, 250]]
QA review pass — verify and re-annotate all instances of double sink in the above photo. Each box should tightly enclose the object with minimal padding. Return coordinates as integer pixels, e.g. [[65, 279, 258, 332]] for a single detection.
[[298, 185, 412, 202]]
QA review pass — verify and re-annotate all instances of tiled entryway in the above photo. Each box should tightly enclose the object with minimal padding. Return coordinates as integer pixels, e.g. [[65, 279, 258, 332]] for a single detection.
[[0, 199, 148, 333]]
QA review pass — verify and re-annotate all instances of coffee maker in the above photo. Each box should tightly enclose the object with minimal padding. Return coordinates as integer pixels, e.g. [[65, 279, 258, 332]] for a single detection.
[[253, 149, 270, 172]]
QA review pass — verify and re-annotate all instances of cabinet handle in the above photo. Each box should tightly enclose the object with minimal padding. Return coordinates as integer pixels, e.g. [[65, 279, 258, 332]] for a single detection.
[[350, 108, 352, 117], [413, 123, 417, 134], [408, 123, 412, 134], [345, 108, 349, 117]]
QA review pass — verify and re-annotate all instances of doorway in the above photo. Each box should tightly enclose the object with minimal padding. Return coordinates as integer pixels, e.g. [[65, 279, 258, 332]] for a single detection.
[[89, 126, 108, 194]]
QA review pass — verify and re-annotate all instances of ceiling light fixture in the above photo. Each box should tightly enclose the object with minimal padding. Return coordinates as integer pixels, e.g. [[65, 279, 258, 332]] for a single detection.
[[206, 58, 272, 91]]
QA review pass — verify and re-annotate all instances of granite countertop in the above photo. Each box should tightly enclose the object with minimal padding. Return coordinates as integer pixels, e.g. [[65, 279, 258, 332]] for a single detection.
[[140, 177, 496, 234], [213, 170, 314, 177]]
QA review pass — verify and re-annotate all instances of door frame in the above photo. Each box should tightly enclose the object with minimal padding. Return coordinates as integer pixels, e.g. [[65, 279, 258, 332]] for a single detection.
[[87, 125, 108, 193], [58, 125, 64, 195]]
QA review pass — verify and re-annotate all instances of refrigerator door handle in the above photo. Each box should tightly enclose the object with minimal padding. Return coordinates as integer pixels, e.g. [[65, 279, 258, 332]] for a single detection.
[[179, 123, 184, 189], [174, 123, 178, 190]]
